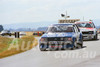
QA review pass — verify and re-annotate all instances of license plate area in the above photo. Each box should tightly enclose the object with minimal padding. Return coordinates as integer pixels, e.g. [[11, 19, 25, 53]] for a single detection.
[[49, 41, 58, 45], [49, 41, 65, 44], [48, 41, 63, 48]]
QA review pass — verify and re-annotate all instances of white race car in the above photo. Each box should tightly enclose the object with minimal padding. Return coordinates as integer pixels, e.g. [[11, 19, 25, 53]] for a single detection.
[[75, 21, 98, 40]]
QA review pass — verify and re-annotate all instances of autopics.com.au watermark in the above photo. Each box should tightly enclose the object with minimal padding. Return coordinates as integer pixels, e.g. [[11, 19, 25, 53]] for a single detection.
[[32, 46, 97, 59], [7, 39, 97, 59], [53, 50, 96, 59], [7, 38, 37, 51]]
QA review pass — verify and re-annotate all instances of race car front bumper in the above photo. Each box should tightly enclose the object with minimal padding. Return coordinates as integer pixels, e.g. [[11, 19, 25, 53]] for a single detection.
[[39, 41, 74, 49]]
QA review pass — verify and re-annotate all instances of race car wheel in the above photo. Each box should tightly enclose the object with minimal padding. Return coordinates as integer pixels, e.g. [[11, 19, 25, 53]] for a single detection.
[[70, 45, 76, 50], [80, 39, 83, 48], [76, 40, 83, 49], [76, 43, 82, 49], [39, 45, 47, 51], [70, 41, 77, 50]]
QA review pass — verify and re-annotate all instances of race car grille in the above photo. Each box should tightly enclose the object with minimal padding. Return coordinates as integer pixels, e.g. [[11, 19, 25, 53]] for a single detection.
[[82, 31, 94, 34], [47, 37, 67, 41]]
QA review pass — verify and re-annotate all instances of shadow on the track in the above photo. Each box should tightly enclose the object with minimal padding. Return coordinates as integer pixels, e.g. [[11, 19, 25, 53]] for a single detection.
[[83, 39, 99, 42], [41, 46, 87, 51], [73, 46, 87, 50]]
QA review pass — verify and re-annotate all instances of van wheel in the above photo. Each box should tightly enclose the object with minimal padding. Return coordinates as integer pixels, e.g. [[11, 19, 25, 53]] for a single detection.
[[94, 34, 98, 40]]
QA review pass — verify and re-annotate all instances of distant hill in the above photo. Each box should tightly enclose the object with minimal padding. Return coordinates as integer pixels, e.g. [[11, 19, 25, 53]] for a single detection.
[[3, 21, 57, 30], [8, 28, 36, 32], [2, 19, 100, 31], [37, 27, 48, 31], [8, 27, 48, 32]]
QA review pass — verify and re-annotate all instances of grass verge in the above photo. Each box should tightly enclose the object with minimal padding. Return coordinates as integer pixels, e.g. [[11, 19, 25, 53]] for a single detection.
[[0, 36, 38, 59]]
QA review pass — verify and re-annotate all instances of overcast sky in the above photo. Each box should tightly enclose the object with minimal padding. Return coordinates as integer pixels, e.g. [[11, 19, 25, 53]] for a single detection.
[[0, 0, 100, 24]]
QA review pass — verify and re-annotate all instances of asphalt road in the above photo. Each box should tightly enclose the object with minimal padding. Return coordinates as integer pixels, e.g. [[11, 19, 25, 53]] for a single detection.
[[0, 35, 100, 67]]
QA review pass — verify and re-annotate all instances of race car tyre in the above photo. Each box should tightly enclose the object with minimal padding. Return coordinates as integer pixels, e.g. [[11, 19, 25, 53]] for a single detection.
[[76, 43, 82, 49], [70, 46, 76, 50], [76, 40, 83, 49], [70, 41, 77, 50], [80, 39, 83, 48], [39, 45, 47, 51]]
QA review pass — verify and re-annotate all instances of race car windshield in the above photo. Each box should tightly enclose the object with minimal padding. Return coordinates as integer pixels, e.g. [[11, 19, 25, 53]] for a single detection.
[[76, 23, 94, 28], [47, 25, 74, 33]]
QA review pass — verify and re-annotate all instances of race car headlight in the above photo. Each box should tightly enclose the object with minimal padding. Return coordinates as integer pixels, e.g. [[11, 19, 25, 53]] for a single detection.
[[40, 38, 47, 42]]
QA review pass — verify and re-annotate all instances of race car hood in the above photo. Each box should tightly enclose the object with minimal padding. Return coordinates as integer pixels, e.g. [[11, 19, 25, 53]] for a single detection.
[[41, 32, 74, 38], [79, 27, 95, 32]]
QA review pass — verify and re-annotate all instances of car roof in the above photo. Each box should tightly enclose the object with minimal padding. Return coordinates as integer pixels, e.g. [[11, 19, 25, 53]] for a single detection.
[[75, 21, 93, 24]]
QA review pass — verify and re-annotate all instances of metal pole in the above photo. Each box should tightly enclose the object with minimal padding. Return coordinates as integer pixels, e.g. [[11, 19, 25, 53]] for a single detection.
[[83, 16, 84, 21], [65, 11, 67, 23], [15, 32, 20, 38]]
